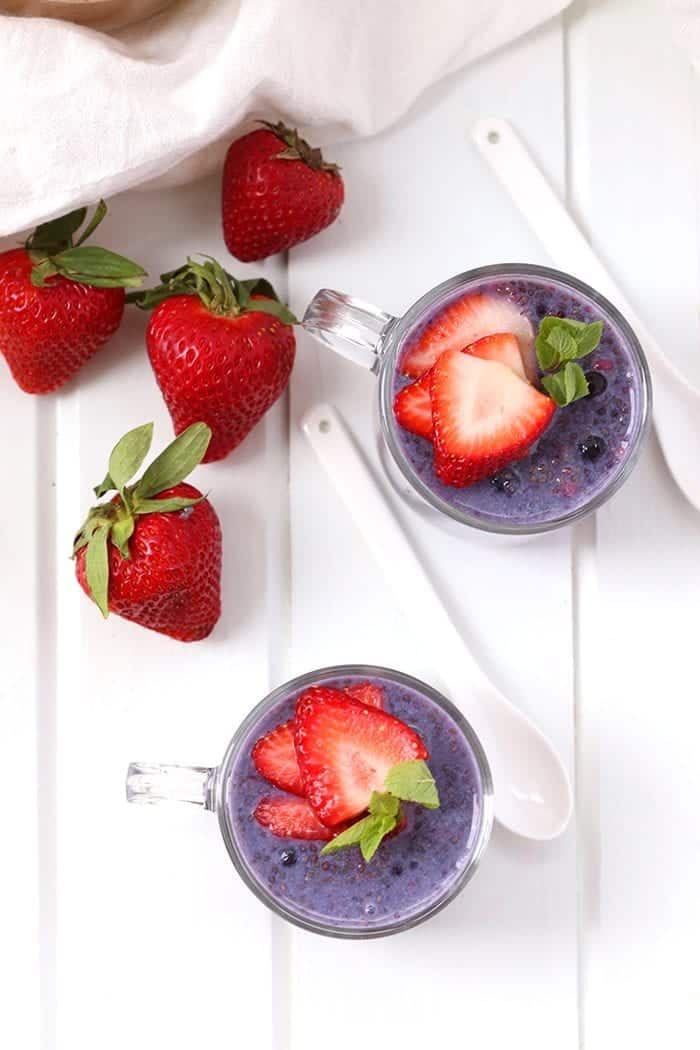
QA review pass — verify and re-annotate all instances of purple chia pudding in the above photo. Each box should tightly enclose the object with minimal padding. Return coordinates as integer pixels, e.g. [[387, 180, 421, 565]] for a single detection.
[[220, 666, 492, 938], [385, 267, 650, 532]]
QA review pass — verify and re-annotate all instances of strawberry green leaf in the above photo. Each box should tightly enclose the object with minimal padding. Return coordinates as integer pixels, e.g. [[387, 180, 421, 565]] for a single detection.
[[384, 760, 440, 809], [133, 495, 203, 515], [51, 246, 147, 288], [75, 422, 213, 610], [29, 259, 59, 287], [110, 515, 134, 559], [233, 274, 297, 324], [73, 199, 108, 247], [125, 270, 188, 310], [259, 120, 341, 174], [27, 201, 138, 286], [108, 422, 154, 492], [127, 256, 297, 323], [73, 503, 117, 555], [27, 207, 88, 254], [85, 523, 110, 618], [236, 277, 278, 302], [66, 275, 146, 290], [134, 422, 211, 499], [93, 472, 116, 499], [243, 295, 297, 326], [73, 516, 104, 554]]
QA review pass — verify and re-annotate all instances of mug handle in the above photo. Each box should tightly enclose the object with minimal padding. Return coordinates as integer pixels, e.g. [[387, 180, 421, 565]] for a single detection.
[[302, 289, 397, 373], [126, 762, 216, 810]]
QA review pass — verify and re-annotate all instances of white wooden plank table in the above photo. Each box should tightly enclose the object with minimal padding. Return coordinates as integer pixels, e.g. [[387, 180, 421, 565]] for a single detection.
[[2, 1, 699, 1047]]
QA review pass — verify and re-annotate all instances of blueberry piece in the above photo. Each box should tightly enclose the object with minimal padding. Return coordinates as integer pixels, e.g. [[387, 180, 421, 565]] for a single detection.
[[584, 371, 607, 398], [578, 435, 606, 462], [279, 848, 297, 867], [490, 470, 519, 495], [391, 863, 404, 877]]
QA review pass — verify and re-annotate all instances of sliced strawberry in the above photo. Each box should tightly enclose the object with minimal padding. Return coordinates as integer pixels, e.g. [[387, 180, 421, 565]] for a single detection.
[[252, 686, 386, 794], [396, 333, 531, 442], [465, 332, 527, 382], [400, 292, 535, 381], [253, 795, 335, 840], [431, 349, 555, 487], [252, 720, 305, 796], [294, 687, 428, 826], [344, 681, 385, 709], [393, 371, 433, 440]]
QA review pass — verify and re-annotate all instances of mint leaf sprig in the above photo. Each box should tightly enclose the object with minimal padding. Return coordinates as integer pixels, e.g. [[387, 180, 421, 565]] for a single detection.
[[536, 316, 603, 407], [320, 759, 440, 863]]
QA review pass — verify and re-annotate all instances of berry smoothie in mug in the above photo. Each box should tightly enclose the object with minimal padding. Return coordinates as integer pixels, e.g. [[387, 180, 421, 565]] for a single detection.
[[126, 665, 493, 938], [302, 264, 652, 534]]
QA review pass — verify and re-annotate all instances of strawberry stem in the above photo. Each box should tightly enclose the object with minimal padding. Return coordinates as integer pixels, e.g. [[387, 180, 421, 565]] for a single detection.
[[73, 422, 212, 617], [26, 200, 147, 290], [127, 255, 298, 325], [259, 120, 341, 174]]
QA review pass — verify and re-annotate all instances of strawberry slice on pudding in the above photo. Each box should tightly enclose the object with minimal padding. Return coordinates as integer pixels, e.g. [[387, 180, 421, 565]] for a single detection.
[[251, 683, 388, 795], [252, 720, 305, 796], [394, 370, 433, 440], [253, 795, 336, 840], [394, 331, 534, 444], [344, 681, 386, 709], [400, 292, 535, 380], [431, 349, 555, 487], [464, 332, 527, 381], [294, 687, 428, 826]]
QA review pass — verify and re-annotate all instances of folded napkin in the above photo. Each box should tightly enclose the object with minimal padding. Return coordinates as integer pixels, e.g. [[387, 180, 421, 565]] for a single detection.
[[0, 0, 570, 236]]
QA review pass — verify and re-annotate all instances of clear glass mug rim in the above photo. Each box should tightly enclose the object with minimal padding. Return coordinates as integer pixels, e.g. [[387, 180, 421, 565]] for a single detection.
[[127, 664, 495, 940], [215, 664, 494, 939], [305, 262, 653, 536]]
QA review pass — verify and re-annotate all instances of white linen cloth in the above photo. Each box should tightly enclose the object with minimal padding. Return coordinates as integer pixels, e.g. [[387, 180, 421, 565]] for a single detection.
[[0, 0, 570, 236]]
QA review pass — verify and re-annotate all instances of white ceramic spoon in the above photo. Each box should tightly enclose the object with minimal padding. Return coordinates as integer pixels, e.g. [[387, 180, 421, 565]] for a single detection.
[[473, 116, 700, 514], [302, 403, 572, 841]]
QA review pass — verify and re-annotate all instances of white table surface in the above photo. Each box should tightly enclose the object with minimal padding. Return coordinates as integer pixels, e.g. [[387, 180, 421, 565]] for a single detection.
[[3, 1, 699, 1047]]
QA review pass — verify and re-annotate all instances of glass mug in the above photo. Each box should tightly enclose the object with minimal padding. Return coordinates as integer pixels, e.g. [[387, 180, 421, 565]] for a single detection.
[[302, 263, 652, 535], [126, 664, 493, 939]]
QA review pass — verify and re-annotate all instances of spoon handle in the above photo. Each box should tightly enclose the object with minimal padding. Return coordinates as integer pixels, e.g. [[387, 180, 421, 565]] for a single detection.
[[472, 117, 690, 392], [303, 405, 485, 683], [301, 403, 571, 839]]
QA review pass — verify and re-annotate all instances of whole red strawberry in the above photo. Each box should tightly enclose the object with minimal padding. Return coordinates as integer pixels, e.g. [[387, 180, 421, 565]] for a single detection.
[[130, 257, 296, 462], [0, 201, 146, 394], [74, 422, 222, 642], [222, 121, 344, 261]]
